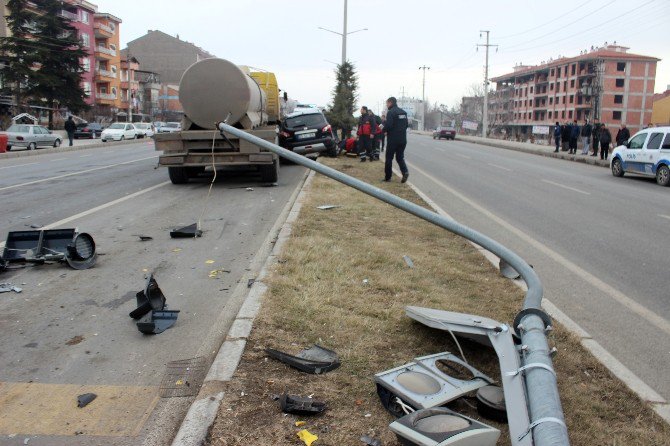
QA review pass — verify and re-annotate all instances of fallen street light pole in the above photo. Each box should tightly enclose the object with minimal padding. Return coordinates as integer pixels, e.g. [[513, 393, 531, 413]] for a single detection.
[[217, 122, 570, 446]]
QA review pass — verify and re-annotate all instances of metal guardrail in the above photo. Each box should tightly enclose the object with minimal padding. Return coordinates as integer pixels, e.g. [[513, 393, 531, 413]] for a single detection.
[[217, 122, 570, 446]]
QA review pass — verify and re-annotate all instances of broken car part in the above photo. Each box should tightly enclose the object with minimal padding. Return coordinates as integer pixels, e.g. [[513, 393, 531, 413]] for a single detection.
[[389, 407, 500, 446], [360, 435, 382, 446], [1, 229, 97, 270], [129, 274, 179, 334], [170, 223, 202, 238], [296, 429, 318, 446], [375, 352, 493, 416], [136, 309, 180, 334], [218, 121, 567, 446], [0, 283, 22, 293], [476, 385, 507, 422], [279, 394, 326, 415], [266, 344, 340, 374], [77, 393, 97, 408]]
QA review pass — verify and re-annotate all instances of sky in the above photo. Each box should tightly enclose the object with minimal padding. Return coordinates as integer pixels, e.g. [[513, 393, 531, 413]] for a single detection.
[[95, 0, 670, 116]]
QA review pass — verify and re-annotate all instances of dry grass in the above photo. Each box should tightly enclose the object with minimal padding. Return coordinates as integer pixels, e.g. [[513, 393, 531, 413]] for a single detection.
[[207, 157, 670, 446]]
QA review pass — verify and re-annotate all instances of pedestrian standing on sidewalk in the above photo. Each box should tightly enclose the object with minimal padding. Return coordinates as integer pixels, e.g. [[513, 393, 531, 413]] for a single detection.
[[561, 122, 571, 152], [380, 114, 386, 152], [591, 119, 601, 156], [64, 116, 76, 147], [370, 109, 383, 160], [580, 119, 592, 155], [357, 106, 377, 162], [599, 125, 612, 160], [382, 96, 409, 183], [569, 119, 580, 154], [553, 122, 561, 152], [615, 123, 630, 147]]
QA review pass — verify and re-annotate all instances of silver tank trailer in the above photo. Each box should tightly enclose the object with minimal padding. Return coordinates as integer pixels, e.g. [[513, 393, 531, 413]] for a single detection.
[[179, 58, 267, 130]]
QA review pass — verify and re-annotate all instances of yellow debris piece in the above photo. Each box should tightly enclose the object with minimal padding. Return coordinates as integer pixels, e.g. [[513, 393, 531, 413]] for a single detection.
[[296, 429, 318, 446], [205, 260, 215, 264], [175, 380, 184, 386], [295, 421, 306, 427], [172, 248, 182, 253]]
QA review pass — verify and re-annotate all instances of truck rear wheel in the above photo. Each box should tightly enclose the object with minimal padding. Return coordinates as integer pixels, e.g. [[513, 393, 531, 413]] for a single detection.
[[259, 159, 279, 183], [168, 166, 190, 184]]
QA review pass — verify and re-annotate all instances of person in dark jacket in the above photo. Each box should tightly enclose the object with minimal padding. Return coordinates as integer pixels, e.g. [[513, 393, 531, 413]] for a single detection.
[[553, 122, 561, 152], [599, 125, 612, 160], [591, 119, 601, 156], [64, 116, 76, 146], [580, 119, 592, 155], [561, 122, 571, 151], [382, 96, 409, 183], [357, 106, 377, 162], [569, 119, 580, 154], [369, 109, 383, 160], [615, 123, 630, 147]]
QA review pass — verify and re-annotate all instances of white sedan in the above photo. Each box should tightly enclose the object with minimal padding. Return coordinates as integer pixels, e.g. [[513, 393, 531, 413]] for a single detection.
[[101, 123, 139, 142], [134, 123, 155, 138], [610, 126, 670, 186]]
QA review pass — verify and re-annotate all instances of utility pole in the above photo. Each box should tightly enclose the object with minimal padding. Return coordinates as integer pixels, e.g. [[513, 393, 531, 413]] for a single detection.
[[419, 66, 430, 131], [477, 30, 498, 138], [318, 0, 367, 65]]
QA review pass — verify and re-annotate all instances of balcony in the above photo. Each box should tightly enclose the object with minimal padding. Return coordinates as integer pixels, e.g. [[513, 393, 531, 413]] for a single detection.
[[120, 80, 139, 90], [95, 68, 116, 80], [96, 46, 117, 57], [94, 22, 114, 38], [97, 92, 116, 101], [59, 10, 79, 21]]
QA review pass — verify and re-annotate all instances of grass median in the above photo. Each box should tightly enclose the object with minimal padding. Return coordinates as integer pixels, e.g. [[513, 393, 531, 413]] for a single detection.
[[207, 156, 669, 445]]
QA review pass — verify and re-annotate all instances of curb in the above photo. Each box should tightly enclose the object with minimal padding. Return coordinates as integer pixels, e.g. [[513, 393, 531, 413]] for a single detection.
[[170, 169, 316, 446], [0, 137, 144, 160], [398, 169, 670, 425]]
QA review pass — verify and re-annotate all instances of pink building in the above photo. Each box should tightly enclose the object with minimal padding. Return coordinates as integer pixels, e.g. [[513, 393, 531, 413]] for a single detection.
[[61, 0, 98, 106]]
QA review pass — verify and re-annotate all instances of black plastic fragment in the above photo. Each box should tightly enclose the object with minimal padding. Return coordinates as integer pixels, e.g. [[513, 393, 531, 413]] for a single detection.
[[1, 229, 97, 270], [138, 235, 153, 241], [129, 274, 167, 319], [376, 383, 412, 418], [136, 309, 180, 334], [170, 223, 202, 238], [77, 393, 97, 408], [279, 393, 326, 415], [476, 385, 507, 422], [360, 435, 382, 446], [265, 344, 340, 374]]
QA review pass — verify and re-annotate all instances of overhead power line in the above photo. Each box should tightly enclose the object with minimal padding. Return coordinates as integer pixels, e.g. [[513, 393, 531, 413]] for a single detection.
[[496, 0, 595, 40]]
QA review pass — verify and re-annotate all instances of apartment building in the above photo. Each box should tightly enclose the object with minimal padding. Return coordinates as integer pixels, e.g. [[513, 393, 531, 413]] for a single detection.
[[489, 45, 659, 137], [120, 55, 139, 116], [92, 12, 122, 116], [62, 0, 97, 106]]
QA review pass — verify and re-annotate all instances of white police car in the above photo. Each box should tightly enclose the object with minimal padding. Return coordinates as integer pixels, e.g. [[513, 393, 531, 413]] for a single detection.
[[610, 126, 670, 186]]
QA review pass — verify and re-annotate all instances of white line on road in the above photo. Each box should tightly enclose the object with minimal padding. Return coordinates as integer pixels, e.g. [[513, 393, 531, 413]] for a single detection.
[[542, 179, 591, 195], [0, 181, 171, 249], [659, 214, 670, 221], [408, 161, 670, 337], [0, 155, 157, 192], [488, 163, 512, 172], [0, 162, 38, 170]]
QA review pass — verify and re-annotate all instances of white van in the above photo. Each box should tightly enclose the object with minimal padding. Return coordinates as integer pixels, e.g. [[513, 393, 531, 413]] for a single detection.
[[610, 126, 670, 186]]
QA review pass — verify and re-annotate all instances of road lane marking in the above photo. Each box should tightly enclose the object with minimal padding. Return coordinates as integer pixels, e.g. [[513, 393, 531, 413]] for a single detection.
[[407, 161, 670, 337], [542, 179, 591, 195], [659, 214, 670, 221], [0, 155, 157, 192], [456, 154, 472, 159], [0, 162, 38, 170], [0, 180, 170, 249], [488, 163, 512, 172]]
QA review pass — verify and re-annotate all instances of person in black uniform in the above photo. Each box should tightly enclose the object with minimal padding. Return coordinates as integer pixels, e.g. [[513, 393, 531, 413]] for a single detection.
[[382, 97, 409, 183], [357, 106, 377, 162]]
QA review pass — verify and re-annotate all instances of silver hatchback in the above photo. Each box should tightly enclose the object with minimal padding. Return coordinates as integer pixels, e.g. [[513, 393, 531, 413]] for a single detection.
[[5, 124, 62, 151]]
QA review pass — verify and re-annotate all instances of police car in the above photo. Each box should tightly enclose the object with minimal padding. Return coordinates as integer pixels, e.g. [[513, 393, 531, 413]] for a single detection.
[[610, 126, 670, 186]]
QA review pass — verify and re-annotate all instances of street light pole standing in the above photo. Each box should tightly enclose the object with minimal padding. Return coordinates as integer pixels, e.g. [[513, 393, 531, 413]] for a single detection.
[[477, 30, 498, 138], [318, 0, 367, 65], [419, 65, 430, 131]]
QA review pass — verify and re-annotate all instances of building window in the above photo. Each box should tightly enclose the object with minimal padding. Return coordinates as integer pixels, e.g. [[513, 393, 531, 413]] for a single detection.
[[549, 97, 553, 105], [614, 94, 623, 104], [617, 62, 626, 72], [613, 111, 622, 120], [569, 95, 574, 103], [563, 81, 567, 90], [550, 68, 555, 76], [557, 67, 561, 77], [556, 83, 560, 92], [616, 78, 625, 88], [550, 83, 554, 91], [82, 58, 90, 72], [81, 32, 90, 48], [571, 64, 576, 75], [549, 111, 552, 118], [530, 86, 534, 93], [81, 10, 89, 24], [83, 82, 91, 96], [570, 79, 575, 88], [561, 110, 565, 118], [562, 96, 566, 104], [568, 110, 573, 119]]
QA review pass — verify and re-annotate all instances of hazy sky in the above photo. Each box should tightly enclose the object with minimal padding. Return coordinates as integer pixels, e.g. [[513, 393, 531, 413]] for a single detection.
[[95, 0, 670, 115]]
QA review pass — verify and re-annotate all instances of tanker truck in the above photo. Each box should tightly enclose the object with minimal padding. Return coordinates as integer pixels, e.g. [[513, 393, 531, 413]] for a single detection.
[[154, 58, 281, 184]]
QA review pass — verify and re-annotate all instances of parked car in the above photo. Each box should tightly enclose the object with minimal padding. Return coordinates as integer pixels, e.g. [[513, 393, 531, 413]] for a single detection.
[[4, 124, 61, 151], [153, 121, 166, 133], [134, 123, 155, 138], [610, 126, 670, 186], [159, 122, 181, 133], [101, 123, 139, 142], [278, 109, 337, 157], [74, 122, 105, 139], [433, 126, 456, 140]]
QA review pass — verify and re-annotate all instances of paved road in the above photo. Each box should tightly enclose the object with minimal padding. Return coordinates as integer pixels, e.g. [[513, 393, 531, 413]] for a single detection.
[[403, 133, 670, 400], [0, 141, 305, 445]]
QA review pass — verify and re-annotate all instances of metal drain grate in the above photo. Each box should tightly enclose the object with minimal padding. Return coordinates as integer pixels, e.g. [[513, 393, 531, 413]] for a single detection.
[[159, 357, 208, 398]]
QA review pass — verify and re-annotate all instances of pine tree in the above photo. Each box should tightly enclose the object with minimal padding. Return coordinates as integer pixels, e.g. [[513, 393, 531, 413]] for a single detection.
[[324, 61, 358, 140], [0, 0, 41, 115], [30, 0, 89, 128]]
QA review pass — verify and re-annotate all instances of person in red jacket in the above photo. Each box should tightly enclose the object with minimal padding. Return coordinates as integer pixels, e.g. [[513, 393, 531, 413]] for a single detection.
[[357, 106, 377, 162]]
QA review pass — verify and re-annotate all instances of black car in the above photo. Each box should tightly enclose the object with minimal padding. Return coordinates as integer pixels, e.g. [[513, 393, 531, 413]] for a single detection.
[[74, 123, 105, 139], [278, 109, 337, 157]]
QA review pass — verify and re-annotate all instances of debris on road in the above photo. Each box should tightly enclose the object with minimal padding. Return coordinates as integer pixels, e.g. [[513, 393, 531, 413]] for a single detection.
[[296, 429, 318, 446], [77, 393, 97, 408], [247, 278, 255, 288], [266, 344, 340, 374], [137, 309, 180, 334], [137, 235, 153, 241], [65, 335, 85, 346], [209, 269, 230, 279], [402, 255, 414, 268], [0, 229, 97, 270], [205, 260, 215, 264], [316, 205, 340, 210], [360, 435, 382, 446], [246, 187, 254, 192], [279, 394, 327, 415], [129, 274, 179, 334], [294, 421, 306, 427], [170, 223, 202, 238], [0, 282, 22, 293]]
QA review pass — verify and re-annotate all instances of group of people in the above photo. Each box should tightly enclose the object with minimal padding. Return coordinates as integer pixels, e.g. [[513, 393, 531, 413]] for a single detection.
[[339, 97, 410, 183], [553, 119, 615, 160]]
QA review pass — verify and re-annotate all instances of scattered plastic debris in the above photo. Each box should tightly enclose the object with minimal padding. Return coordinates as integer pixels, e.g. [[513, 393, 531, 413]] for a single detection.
[[209, 269, 230, 279], [77, 393, 97, 408], [246, 187, 254, 191], [205, 260, 215, 264], [0, 283, 22, 293], [170, 223, 202, 238], [266, 344, 340, 374], [296, 429, 318, 446], [129, 274, 179, 334], [247, 278, 256, 288], [137, 235, 153, 241], [0, 229, 97, 270], [362, 279, 369, 285], [403, 255, 414, 268], [316, 205, 340, 210], [360, 435, 381, 446], [172, 248, 182, 253], [280, 394, 327, 415], [295, 421, 306, 427]]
